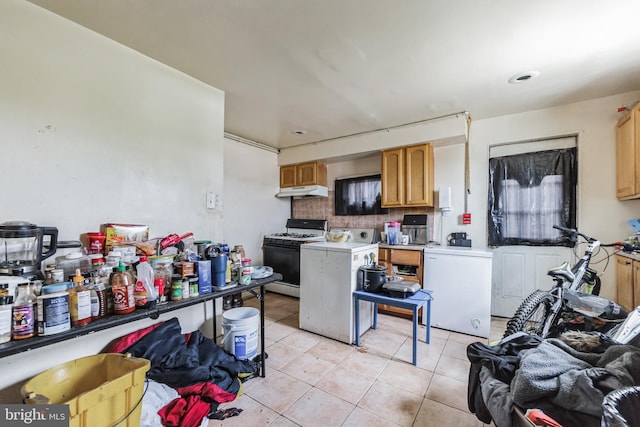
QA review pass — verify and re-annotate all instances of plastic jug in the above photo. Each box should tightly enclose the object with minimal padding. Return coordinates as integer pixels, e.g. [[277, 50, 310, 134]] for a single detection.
[[134, 255, 157, 309]]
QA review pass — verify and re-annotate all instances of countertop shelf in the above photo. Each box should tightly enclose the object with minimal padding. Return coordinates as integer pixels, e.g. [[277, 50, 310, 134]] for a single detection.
[[0, 273, 282, 359], [616, 251, 640, 262], [378, 243, 426, 251]]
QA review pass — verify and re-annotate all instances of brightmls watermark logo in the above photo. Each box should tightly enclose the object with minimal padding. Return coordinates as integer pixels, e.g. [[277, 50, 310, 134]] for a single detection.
[[1, 405, 68, 426]]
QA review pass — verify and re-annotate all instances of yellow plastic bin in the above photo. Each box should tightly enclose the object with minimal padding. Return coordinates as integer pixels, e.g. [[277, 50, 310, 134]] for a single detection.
[[21, 353, 150, 427]]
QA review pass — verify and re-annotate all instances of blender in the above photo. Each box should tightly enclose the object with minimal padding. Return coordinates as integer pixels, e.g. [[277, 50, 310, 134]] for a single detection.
[[0, 221, 58, 280]]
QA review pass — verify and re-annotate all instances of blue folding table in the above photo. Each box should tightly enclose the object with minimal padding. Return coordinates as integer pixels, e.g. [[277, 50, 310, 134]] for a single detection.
[[353, 288, 433, 366]]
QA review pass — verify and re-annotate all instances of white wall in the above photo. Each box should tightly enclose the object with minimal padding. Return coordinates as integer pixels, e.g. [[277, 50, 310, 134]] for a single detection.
[[223, 138, 290, 263], [327, 154, 381, 190], [281, 90, 640, 301], [278, 114, 467, 165], [1, 1, 225, 242], [469, 91, 640, 300], [432, 144, 467, 244], [0, 0, 225, 401]]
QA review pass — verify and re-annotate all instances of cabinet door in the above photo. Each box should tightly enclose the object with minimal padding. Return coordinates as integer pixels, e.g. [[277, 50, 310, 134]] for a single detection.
[[616, 255, 634, 310], [405, 144, 434, 207], [381, 148, 404, 207], [634, 105, 640, 197], [280, 165, 297, 188], [634, 260, 640, 309], [616, 111, 636, 199], [378, 248, 390, 262], [297, 162, 318, 186], [378, 260, 392, 275]]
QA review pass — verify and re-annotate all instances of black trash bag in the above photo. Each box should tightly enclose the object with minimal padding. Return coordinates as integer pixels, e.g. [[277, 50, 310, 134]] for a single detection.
[[602, 386, 640, 427]]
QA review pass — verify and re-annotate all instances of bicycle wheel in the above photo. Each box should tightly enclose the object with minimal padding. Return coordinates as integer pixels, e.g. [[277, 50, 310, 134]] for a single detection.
[[503, 289, 556, 339]]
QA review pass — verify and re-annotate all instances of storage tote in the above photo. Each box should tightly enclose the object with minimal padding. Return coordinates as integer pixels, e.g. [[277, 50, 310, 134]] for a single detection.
[[21, 353, 150, 427]]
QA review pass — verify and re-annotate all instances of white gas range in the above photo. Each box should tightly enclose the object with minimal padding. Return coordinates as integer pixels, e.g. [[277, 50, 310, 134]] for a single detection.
[[262, 219, 327, 297]]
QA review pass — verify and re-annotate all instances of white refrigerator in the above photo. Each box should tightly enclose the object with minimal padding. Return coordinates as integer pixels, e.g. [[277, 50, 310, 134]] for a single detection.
[[299, 241, 377, 344], [422, 246, 493, 338]]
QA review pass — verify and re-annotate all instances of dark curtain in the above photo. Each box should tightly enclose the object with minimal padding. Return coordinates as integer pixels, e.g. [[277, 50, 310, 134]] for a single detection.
[[488, 148, 577, 247]]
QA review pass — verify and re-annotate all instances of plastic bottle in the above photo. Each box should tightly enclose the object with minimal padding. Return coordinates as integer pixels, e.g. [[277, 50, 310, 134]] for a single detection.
[[111, 262, 135, 315], [69, 269, 92, 327], [134, 255, 157, 309], [88, 281, 107, 320], [37, 282, 71, 335], [0, 296, 14, 343], [12, 282, 37, 340]]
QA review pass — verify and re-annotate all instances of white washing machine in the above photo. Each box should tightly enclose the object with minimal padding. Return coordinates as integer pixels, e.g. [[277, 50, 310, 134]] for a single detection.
[[299, 241, 378, 344]]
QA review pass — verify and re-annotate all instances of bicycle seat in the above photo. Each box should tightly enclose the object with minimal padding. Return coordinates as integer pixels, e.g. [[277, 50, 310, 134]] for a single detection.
[[548, 261, 575, 283]]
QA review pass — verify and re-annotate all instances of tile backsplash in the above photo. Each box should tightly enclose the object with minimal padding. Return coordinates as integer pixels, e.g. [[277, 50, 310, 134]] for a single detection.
[[293, 191, 434, 238]]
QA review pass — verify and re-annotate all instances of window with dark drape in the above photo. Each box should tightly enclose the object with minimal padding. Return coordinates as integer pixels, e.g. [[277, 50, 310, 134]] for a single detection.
[[334, 174, 387, 216], [488, 147, 577, 247]]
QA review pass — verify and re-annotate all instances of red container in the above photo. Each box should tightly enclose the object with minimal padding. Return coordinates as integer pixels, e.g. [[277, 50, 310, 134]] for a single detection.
[[87, 232, 106, 255]]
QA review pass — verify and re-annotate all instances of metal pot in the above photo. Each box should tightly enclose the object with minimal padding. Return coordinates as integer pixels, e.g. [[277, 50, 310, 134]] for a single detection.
[[357, 265, 386, 293]]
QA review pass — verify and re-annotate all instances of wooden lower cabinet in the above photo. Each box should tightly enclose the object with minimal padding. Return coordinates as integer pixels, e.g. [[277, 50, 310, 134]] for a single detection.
[[377, 247, 423, 319], [616, 254, 640, 311]]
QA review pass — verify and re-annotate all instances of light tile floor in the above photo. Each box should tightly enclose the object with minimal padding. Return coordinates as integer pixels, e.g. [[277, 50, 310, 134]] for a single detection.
[[209, 292, 508, 427]]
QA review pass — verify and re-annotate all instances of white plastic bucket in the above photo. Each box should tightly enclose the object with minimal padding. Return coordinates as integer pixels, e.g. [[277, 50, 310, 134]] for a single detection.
[[221, 307, 259, 359]]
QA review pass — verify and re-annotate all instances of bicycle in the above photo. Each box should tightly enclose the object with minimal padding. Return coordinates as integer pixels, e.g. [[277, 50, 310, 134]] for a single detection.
[[503, 225, 633, 339]]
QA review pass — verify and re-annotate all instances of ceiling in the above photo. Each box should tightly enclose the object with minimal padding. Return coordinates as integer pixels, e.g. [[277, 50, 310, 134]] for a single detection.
[[28, 0, 640, 150]]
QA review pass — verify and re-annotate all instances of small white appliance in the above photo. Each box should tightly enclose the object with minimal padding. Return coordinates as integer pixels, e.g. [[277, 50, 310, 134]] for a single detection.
[[327, 227, 379, 244], [439, 187, 452, 215], [299, 241, 377, 343], [422, 246, 493, 338]]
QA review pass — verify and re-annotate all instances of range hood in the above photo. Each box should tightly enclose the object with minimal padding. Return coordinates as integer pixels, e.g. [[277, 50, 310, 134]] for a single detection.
[[276, 185, 329, 198]]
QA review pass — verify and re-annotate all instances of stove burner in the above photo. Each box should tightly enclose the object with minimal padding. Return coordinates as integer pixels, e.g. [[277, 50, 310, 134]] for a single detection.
[[272, 233, 321, 239]]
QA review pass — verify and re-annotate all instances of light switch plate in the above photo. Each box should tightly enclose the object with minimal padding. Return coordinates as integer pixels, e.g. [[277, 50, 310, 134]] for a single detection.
[[206, 192, 216, 209]]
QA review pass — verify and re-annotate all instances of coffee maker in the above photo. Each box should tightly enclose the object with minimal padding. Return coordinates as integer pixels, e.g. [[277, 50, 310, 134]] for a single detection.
[[0, 221, 58, 280]]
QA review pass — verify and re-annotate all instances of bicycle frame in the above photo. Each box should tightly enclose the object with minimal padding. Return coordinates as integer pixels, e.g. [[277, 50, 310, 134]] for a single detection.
[[566, 238, 601, 291], [541, 233, 601, 336], [505, 225, 630, 339]]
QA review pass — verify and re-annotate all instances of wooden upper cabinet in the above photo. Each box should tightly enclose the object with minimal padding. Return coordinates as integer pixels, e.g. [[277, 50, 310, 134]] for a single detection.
[[616, 103, 640, 200], [405, 144, 434, 206], [381, 148, 404, 207], [280, 165, 297, 188], [280, 161, 327, 188], [381, 143, 434, 208]]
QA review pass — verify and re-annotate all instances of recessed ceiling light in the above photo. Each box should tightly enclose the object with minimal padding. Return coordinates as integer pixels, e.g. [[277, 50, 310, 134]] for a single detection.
[[291, 129, 306, 136], [508, 70, 540, 84]]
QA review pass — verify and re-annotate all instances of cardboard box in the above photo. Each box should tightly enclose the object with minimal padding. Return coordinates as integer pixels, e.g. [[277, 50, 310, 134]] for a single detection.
[[196, 260, 212, 294], [177, 262, 195, 278], [102, 223, 150, 250]]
